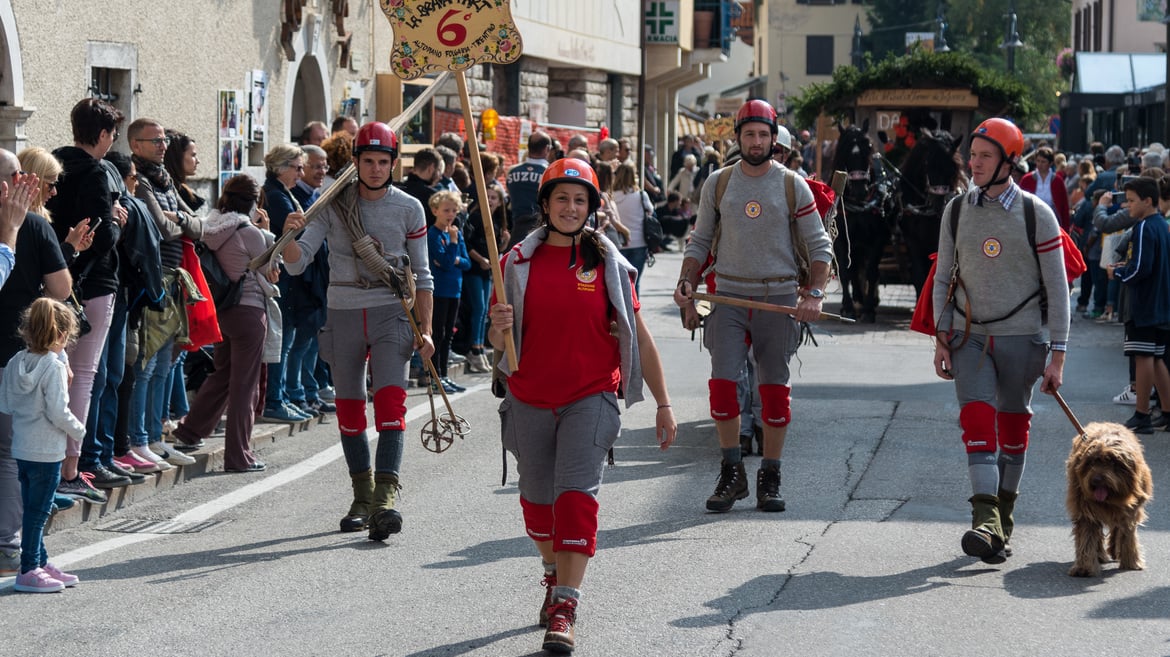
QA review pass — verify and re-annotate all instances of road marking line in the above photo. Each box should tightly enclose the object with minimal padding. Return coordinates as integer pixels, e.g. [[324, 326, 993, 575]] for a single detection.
[[1, 384, 488, 589]]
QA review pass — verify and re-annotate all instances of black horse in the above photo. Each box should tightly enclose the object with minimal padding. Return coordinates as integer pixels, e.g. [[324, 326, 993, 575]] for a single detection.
[[897, 129, 967, 297], [831, 120, 898, 323]]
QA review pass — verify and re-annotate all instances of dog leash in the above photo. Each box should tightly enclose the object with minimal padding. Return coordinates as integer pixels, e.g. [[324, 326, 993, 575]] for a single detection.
[[1052, 390, 1086, 436]]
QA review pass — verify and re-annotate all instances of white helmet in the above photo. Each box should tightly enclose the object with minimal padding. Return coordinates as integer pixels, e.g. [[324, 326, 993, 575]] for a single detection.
[[775, 125, 793, 151]]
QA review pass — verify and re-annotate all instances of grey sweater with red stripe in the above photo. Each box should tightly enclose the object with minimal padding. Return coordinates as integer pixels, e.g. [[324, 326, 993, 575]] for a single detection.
[[684, 161, 833, 297], [933, 189, 1070, 342], [285, 185, 433, 310]]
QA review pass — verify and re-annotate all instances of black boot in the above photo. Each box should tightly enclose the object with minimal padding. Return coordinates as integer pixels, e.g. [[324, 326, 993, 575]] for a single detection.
[[756, 463, 786, 512], [962, 494, 1006, 564], [739, 434, 754, 458], [706, 460, 749, 512], [339, 469, 374, 532], [368, 473, 403, 541]]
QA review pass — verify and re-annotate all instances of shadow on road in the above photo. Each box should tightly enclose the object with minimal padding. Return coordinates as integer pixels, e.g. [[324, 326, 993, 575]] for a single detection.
[[401, 625, 539, 657]]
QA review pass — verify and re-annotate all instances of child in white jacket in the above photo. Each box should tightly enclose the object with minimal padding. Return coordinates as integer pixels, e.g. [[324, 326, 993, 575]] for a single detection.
[[0, 298, 85, 593]]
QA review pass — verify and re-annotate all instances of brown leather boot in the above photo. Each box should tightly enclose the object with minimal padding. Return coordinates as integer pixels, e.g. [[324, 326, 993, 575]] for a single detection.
[[706, 460, 749, 512], [542, 596, 578, 654]]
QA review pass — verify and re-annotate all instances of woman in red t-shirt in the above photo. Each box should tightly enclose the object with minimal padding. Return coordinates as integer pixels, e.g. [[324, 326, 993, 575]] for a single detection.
[[488, 158, 676, 655]]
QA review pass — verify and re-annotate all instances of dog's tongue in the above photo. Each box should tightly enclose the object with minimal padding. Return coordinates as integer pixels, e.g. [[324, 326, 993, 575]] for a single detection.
[[1094, 486, 1109, 502]]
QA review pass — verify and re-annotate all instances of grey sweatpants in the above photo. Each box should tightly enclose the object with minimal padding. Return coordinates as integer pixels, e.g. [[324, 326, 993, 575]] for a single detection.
[[704, 293, 801, 385], [499, 391, 621, 504], [318, 305, 414, 402], [948, 332, 1048, 413]]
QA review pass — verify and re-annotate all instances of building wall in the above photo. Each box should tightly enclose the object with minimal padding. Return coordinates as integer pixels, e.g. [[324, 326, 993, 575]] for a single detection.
[[1071, 0, 1164, 53]]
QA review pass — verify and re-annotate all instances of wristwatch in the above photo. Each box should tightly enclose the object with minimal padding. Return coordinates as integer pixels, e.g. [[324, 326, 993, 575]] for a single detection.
[[806, 288, 824, 299]]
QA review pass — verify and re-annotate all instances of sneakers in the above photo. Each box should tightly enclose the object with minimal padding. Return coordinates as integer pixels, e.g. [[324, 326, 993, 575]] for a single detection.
[[756, 464, 786, 512], [151, 441, 196, 466], [443, 377, 466, 393], [318, 386, 336, 402], [132, 445, 173, 470], [705, 460, 749, 512], [0, 549, 18, 576], [105, 461, 146, 484], [120, 451, 162, 474], [538, 572, 557, 627], [294, 400, 321, 418], [309, 399, 336, 414], [84, 465, 131, 489], [432, 378, 462, 395], [56, 473, 108, 505], [259, 404, 309, 424], [449, 350, 468, 365], [1124, 411, 1154, 435], [51, 493, 76, 512], [542, 597, 578, 654], [42, 562, 79, 587], [1151, 411, 1170, 431], [1113, 386, 1138, 405], [13, 567, 64, 593], [467, 351, 491, 373]]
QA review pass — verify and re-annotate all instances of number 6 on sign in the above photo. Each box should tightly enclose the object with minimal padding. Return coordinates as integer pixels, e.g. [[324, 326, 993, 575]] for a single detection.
[[381, 0, 524, 373], [381, 0, 523, 79]]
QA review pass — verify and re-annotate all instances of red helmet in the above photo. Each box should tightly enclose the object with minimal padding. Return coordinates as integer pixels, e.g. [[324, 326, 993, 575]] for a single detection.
[[971, 117, 1024, 163], [353, 122, 398, 158], [735, 99, 778, 135], [538, 158, 601, 213]]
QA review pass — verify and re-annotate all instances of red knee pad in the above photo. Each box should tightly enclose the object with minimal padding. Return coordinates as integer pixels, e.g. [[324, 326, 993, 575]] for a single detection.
[[997, 412, 1031, 454], [959, 401, 997, 453], [520, 496, 554, 542], [335, 398, 368, 437], [709, 379, 739, 421], [373, 386, 408, 432], [552, 491, 600, 557], [758, 384, 792, 427]]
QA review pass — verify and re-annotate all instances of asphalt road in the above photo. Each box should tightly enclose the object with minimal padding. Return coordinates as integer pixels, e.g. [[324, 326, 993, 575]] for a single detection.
[[3, 250, 1166, 657]]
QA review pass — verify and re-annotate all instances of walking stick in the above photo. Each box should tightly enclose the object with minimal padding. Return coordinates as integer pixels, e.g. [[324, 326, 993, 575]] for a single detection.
[[691, 292, 857, 323]]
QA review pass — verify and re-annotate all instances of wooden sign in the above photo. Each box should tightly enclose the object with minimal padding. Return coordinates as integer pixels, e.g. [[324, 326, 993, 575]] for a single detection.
[[705, 116, 735, 141], [381, 0, 523, 80], [855, 88, 979, 109]]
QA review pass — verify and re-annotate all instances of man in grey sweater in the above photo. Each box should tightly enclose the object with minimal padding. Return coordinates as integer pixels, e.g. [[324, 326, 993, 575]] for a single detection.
[[932, 118, 1069, 564], [674, 99, 833, 514]]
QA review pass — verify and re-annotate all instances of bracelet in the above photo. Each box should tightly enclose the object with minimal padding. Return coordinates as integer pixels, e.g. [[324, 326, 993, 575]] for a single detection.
[[658, 404, 671, 409]]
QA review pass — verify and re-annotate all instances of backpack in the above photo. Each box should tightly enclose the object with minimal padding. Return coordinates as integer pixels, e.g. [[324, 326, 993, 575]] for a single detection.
[[642, 191, 664, 254], [194, 225, 247, 310], [708, 163, 837, 287]]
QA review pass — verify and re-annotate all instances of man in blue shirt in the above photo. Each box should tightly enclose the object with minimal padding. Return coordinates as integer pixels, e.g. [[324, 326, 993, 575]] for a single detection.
[[505, 131, 551, 248]]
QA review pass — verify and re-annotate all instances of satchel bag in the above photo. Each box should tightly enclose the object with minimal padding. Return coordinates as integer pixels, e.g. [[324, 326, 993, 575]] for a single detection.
[[65, 290, 91, 336], [641, 191, 664, 254]]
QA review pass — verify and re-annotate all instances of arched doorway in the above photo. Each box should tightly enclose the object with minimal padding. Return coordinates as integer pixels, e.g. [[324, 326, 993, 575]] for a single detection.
[[0, 0, 31, 152], [289, 54, 328, 141]]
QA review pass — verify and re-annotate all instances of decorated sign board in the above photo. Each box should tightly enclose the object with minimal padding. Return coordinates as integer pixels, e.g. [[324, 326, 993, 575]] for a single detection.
[[381, 0, 523, 79], [381, 0, 523, 372]]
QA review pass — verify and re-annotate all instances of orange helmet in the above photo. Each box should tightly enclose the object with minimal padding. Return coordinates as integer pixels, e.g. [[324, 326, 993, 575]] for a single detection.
[[538, 158, 600, 213], [971, 117, 1024, 163], [353, 122, 398, 158], [735, 99, 778, 135]]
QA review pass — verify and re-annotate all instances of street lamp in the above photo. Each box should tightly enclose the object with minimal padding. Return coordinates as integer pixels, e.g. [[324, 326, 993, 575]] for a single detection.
[[851, 15, 864, 69], [1000, 0, 1024, 73], [935, 2, 950, 53]]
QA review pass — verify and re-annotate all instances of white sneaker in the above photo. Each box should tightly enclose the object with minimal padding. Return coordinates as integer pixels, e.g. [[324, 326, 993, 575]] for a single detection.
[[318, 386, 336, 402], [132, 445, 173, 470], [1113, 386, 1138, 405], [150, 441, 196, 466]]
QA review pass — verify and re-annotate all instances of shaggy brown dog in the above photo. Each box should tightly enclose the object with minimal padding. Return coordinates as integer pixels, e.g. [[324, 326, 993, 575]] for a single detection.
[[1066, 421, 1154, 577]]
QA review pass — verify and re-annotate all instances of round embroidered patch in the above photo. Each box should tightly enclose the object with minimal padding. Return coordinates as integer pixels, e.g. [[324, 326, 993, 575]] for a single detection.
[[745, 201, 762, 219], [576, 268, 598, 283], [982, 237, 1002, 258]]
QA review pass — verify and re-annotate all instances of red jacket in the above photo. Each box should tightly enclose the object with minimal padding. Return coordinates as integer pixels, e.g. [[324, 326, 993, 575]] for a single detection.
[[1020, 170, 1070, 230]]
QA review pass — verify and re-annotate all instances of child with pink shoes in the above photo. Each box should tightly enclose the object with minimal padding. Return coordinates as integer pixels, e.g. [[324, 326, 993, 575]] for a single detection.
[[0, 298, 86, 592]]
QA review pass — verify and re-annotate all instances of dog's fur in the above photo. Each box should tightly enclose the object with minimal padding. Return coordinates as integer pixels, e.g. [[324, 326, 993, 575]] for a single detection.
[[1066, 422, 1154, 577]]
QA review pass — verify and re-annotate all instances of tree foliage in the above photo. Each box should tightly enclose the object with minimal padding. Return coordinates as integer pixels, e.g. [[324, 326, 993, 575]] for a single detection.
[[829, 0, 1067, 129], [790, 50, 1034, 128]]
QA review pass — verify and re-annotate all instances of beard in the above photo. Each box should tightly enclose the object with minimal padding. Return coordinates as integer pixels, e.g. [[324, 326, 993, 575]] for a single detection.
[[739, 148, 772, 166]]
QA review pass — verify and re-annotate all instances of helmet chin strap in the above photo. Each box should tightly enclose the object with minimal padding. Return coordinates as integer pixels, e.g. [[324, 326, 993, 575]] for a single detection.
[[977, 160, 1012, 206], [543, 221, 586, 268]]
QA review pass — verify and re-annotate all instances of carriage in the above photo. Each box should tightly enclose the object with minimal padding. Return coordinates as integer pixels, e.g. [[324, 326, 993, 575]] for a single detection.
[[792, 52, 1030, 322]]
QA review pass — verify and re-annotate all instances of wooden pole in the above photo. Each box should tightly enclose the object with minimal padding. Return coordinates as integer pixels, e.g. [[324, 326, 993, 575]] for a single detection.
[[456, 71, 519, 372], [691, 291, 855, 323]]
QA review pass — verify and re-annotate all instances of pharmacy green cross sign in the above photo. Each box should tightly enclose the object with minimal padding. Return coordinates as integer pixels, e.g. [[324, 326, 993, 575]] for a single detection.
[[645, 1, 679, 44]]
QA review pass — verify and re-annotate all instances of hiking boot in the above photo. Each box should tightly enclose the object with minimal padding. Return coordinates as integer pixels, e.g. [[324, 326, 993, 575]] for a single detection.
[[962, 494, 1006, 564], [542, 597, 578, 654], [340, 469, 374, 533], [705, 460, 749, 512], [368, 473, 403, 541], [756, 463, 786, 512], [538, 572, 557, 627], [998, 489, 1018, 558]]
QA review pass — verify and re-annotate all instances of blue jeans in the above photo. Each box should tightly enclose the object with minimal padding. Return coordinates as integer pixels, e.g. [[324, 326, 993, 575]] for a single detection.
[[17, 459, 59, 573], [81, 295, 127, 470], [265, 303, 295, 411], [129, 339, 173, 447], [166, 351, 189, 420], [620, 246, 648, 296], [286, 324, 317, 404], [464, 275, 491, 346]]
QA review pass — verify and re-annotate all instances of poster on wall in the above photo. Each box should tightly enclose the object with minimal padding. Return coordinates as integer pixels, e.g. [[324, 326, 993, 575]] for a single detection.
[[218, 89, 246, 192], [219, 90, 244, 139], [249, 70, 268, 143]]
